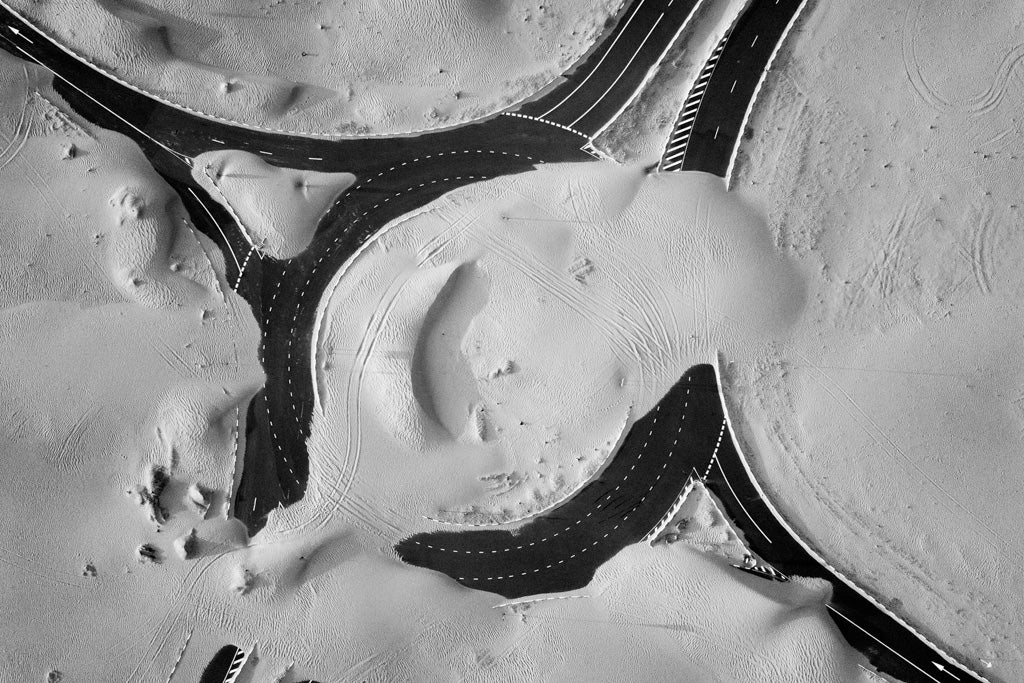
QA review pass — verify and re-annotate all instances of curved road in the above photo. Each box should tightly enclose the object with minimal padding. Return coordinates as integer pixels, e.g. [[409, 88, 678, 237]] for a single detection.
[[660, 0, 807, 176], [397, 367, 714, 596], [0, 0, 700, 533], [0, 3, 990, 681]]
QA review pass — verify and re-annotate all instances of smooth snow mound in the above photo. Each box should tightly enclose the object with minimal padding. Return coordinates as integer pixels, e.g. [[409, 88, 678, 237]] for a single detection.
[[11, 0, 621, 136], [192, 149, 354, 258]]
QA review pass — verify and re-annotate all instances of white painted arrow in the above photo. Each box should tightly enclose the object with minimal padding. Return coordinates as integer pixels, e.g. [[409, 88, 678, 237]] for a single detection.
[[8, 25, 32, 43], [932, 661, 960, 680]]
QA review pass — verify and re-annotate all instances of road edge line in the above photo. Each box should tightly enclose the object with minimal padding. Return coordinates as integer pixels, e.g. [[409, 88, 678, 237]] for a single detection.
[[713, 353, 989, 683]]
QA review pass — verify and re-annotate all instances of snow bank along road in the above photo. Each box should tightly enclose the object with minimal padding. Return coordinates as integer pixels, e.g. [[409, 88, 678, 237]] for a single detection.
[[0, 1, 988, 681]]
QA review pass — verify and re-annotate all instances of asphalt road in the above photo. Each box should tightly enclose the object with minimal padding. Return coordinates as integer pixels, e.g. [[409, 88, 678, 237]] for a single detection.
[[0, 0, 712, 533], [661, 0, 806, 175], [700, 366, 985, 683], [397, 366, 717, 597], [518, 0, 701, 136], [0, 4, 989, 681], [399, 363, 986, 683]]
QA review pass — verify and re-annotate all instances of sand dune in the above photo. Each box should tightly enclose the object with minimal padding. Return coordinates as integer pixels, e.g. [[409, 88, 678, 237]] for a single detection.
[[300, 161, 804, 544], [0, 52, 263, 680], [4, 0, 1010, 674], [11, 0, 620, 135], [412, 261, 490, 440], [105, 181, 222, 307], [728, 0, 1024, 676], [192, 149, 355, 258]]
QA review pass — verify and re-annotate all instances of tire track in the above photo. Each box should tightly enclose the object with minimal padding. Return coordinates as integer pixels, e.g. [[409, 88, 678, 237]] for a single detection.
[[902, 1, 1024, 117]]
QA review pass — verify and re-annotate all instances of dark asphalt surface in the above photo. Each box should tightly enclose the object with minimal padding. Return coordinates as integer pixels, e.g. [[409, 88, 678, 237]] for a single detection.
[[0, 3, 988, 681], [671, 0, 805, 175], [518, 0, 700, 134], [402, 362, 985, 682], [397, 366, 716, 597], [0, 0, 690, 534], [702, 366, 983, 683]]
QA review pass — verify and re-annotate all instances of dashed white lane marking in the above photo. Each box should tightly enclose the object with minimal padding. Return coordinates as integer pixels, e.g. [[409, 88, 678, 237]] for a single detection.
[[502, 112, 592, 141], [163, 627, 193, 683], [701, 421, 727, 480], [224, 406, 242, 517], [644, 418, 727, 543], [265, 148, 532, 491], [202, 164, 265, 260], [4, 39, 191, 166], [713, 453, 772, 544], [234, 246, 256, 290], [419, 378, 699, 581], [659, 31, 728, 172]]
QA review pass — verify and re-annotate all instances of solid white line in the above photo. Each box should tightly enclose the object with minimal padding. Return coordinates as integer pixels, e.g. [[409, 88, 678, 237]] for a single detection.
[[725, 0, 808, 189], [826, 606, 942, 683], [539, 0, 650, 118], [9, 25, 31, 43], [570, 12, 665, 127], [7, 42, 191, 166], [187, 187, 243, 273], [713, 455, 773, 543], [590, 0, 708, 142], [713, 355, 989, 683]]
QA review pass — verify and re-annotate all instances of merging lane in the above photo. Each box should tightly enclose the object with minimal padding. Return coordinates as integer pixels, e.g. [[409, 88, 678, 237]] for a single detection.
[[397, 367, 713, 597], [660, 0, 807, 177], [0, 5, 990, 681]]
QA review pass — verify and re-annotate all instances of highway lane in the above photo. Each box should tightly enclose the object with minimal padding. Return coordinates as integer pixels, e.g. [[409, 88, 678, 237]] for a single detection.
[[660, 0, 806, 176], [518, 0, 703, 136], [0, 6, 990, 681], [704, 364, 986, 683], [402, 363, 988, 683], [396, 366, 714, 597], [0, 0, 719, 533]]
